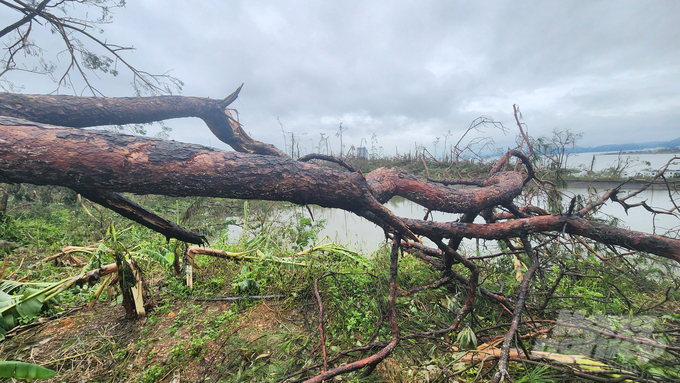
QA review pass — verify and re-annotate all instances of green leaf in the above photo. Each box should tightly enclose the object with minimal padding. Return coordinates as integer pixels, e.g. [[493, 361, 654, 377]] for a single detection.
[[456, 326, 478, 350], [145, 249, 172, 266], [0, 290, 17, 305], [164, 251, 175, 265], [0, 311, 15, 331], [0, 361, 56, 379], [15, 292, 45, 318]]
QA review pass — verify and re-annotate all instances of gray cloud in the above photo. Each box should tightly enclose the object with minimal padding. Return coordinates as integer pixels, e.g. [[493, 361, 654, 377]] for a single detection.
[[3, 0, 679, 154]]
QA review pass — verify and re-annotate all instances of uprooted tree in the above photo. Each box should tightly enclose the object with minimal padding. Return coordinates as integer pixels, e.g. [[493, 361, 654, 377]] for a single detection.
[[1, 89, 679, 382]]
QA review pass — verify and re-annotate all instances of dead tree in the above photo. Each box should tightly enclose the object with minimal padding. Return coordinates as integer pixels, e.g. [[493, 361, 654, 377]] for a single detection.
[[1, 89, 679, 382]]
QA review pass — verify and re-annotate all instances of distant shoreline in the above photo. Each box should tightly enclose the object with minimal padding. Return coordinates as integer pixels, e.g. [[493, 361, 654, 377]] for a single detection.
[[598, 149, 680, 156], [564, 178, 680, 190]]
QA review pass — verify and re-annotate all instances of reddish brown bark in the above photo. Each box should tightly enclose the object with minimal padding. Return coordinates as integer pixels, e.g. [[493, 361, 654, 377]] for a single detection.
[[3, 92, 680, 382], [1, 119, 679, 261], [0, 120, 536, 243], [366, 167, 524, 213], [0, 119, 409, 233], [0, 87, 285, 156], [401, 214, 680, 263]]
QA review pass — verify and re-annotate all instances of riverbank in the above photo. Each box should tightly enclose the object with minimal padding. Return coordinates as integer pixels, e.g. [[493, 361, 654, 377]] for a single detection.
[[565, 178, 680, 190]]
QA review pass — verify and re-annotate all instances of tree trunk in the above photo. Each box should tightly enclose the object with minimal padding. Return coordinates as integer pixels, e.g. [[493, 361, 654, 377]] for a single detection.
[[2, 92, 680, 383], [0, 86, 285, 156], [1, 118, 678, 262]]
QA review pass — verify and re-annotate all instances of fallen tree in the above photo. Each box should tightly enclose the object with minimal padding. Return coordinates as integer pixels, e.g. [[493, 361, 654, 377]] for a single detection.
[[1, 90, 679, 382]]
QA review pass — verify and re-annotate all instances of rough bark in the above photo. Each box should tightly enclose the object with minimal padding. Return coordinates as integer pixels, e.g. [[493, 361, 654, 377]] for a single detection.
[[2, 92, 680, 382], [0, 87, 285, 156], [1, 119, 679, 261], [401, 215, 680, 264], [76, 188, 206, 244], [366, 167, 524, 213], [0, 118, 417, 240]]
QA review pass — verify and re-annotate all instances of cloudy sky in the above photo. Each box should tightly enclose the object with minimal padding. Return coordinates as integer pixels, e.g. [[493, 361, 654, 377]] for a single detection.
[[3, 0, 680, 156]]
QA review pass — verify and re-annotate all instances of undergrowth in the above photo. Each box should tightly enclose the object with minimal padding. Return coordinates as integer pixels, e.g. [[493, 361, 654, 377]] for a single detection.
[[0, 186, 678, 382]]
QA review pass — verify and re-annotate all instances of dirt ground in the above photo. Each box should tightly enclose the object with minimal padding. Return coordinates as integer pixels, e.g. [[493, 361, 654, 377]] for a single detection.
[[0, 297, 304, 383]]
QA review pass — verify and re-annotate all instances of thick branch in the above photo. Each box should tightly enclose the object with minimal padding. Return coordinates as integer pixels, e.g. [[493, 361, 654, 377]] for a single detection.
[[402, 215, 680, 263], [365, 166, 524, 214], [76, 188, 206, 244], [0, 120, 416, 240], [0, 0, 50, 39], [0, 89, 285, 156]]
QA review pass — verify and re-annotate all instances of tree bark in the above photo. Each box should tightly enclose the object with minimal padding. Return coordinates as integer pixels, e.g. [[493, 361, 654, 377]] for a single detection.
[[0, 86, 285, 156], [401, 215, 680, 264], [3, 92, 680, 382], [76, 188, 206, 244], [1, 118, 679, 262], [366, 166, 524, 213], [0, 118, 417, 240]]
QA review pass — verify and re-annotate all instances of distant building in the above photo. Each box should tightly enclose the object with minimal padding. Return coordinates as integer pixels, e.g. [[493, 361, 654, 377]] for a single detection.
[[357, 147, 368, 159], [635, 170, 657, 178]]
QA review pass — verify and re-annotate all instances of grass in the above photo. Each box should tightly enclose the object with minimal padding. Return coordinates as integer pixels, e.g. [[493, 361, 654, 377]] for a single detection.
[[0, 184, 678, 382]]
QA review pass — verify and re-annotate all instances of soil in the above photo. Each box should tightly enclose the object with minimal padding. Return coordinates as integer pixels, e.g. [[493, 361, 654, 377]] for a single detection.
[[0, 296, 303, 383]]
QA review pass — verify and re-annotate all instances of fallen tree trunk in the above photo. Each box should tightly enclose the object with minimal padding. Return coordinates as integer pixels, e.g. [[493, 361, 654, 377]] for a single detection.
[[0, 118, 521, 215], [1, 117, 678, 261], [0, 117, 417, 239], [0, 86, 285, 156], [2, 92, 680, 382], [0, 117, 528, 243], [402, 215, 680, 264]]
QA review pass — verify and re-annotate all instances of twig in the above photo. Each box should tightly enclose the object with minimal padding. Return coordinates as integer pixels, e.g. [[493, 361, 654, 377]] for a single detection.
[[620, 156, 680, 203], [278, 341, 390, 382], [5, 256, 24, 279], [314, 273, 332, 372], [636, 286, 674, 314], [41, 345, 104, 366], [304, 234, 402, 382], [420, 156, 431, 179], [492, 236, 539, 383], [513, 104, 533, 160], [77, 194, 101, 223], [534, 270, 564, 314], [34, 246, 104, 267], [192, 295, 285, 302], [187, 246, 307, 267], [298, 154, 356, 172]]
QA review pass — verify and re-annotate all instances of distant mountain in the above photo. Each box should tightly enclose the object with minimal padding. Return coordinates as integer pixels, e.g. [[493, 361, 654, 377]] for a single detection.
[[574, 137, 680, 153]]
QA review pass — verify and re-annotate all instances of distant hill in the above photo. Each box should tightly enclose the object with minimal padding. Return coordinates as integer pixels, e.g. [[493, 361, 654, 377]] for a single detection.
[[574, 137, 680, 153]]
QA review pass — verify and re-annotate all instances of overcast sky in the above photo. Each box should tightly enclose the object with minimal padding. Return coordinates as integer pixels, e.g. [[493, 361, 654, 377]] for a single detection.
[[3, 0, 680, 156]]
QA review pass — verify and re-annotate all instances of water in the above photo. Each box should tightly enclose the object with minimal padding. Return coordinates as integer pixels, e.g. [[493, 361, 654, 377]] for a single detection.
[[307, 185, 679, 252], [226, 152, 680, 252], [567, 151, 680, 177], [307, 152, 680, 252], [558, 185, 679, 233], [309, 196, 461, 251]]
